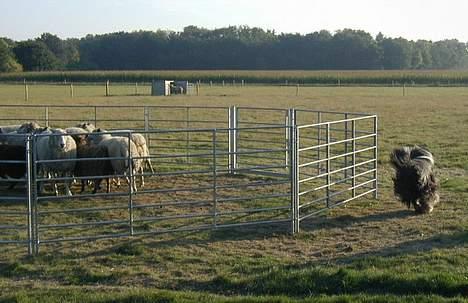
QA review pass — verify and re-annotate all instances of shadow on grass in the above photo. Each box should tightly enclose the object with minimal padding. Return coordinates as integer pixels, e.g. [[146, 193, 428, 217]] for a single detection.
[[172, 231, 468, 298], [299, 209, 414, 232]]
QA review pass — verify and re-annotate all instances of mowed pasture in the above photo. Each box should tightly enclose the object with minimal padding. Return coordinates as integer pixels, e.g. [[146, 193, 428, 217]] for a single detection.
[[0, 83, 467, 303]]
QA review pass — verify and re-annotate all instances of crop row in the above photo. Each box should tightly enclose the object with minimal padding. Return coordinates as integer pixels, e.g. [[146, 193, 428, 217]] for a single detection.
[[1, 70, 468, 85]]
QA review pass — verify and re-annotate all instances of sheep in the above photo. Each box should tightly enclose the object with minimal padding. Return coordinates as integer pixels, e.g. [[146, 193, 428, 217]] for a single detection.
[[36, 128, 76, 196], [65, 126, 89, 143], [91, 129, 152, 187], [0, 145, 26, 189], [17, 122, 42, 134], [74, 136, 113, 194], [0, 131, 29, 146], [75, 122, 96, 133], [89, 129, 142, 192], [0, 122, 44, 146], [125, 132, 154, 187], [93, 129, 154, 187], [0, 122, 41, 135], [0, 124, 21, 134]]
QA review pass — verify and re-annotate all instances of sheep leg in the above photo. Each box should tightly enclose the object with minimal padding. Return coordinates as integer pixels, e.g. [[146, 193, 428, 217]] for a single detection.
[[113, 177, 121, 187], [106, 178, 110, 193], [146, 159, 155, 174], [37, 166, 46, 194], [132, 170, 138, 193], [92, 178, 102, 194], [125, 171, 137, 193], [38, 181, 44, 194], [80, 180, 86, 193], [64, 182, 73, 196], [64, 173, 73, 196], [139, 167, 144, 188], [53, 181, 59, 196]]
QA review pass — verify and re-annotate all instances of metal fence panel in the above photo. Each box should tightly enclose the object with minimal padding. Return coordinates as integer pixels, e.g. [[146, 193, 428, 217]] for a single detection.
[[0, 105, 377, 255]]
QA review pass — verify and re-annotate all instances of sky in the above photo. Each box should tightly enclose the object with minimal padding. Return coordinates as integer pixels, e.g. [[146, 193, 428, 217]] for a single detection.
[[1, 0, 467, 42]]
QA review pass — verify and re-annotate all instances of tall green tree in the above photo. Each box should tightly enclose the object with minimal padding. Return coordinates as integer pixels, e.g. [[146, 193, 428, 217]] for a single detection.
[[0, 38, 22, 72], [330, 29, 381, 69], [6, 27, 468, 71], [13, 40, 60, 71], [431, 39, 468, 69], [37, 33, 80, 68], [380, 37, 413, 69]]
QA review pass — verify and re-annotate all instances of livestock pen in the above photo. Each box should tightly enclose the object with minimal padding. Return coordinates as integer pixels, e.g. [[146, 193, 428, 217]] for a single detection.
[[0, 105, 378, 255]]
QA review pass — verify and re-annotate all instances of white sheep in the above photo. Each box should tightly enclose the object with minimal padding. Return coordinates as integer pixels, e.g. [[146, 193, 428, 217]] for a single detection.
[[89, 130, 142, 192], [36, 128, 76, 196], [126, 132, 154, 187]]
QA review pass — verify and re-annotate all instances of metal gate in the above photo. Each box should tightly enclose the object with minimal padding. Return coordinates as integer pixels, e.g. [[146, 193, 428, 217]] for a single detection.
[[0, 105, 377, 255]]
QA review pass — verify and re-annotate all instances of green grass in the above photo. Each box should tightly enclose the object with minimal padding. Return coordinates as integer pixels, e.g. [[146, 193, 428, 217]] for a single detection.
[[0, 84, 467, 302]]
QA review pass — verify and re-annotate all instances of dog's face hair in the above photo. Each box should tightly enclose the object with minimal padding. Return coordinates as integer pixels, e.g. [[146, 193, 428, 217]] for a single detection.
[[390, 146, 439, 214]]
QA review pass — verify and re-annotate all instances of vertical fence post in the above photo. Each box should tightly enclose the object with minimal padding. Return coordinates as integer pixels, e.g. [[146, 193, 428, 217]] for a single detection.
[[317, 112, 322, 175], [135, 82, 138, 96], [289, 109, 299, 234], [373, 116, 378, 199], [144, 106, 150, 154], [94, 106, 98, 128], [351, 119, 356, 198], [285, 110, 289, 167], [32, 134, 39, 255], [127, 132, 134, 236], [26, 135, 34, 255], [70, 83, 74, 98], [185, 107, 190, 164], [228, 106, 238, 174], [24, 80, 29, 102], [105, 80, 110, 97], [44, 106, 49, 128], [212, 130, 218, 228], [326, 123, 331, 208], [344, 113, 349, 182]]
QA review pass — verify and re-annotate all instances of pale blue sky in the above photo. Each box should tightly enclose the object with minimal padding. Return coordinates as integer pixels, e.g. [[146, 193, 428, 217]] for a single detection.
[[1, 0, 467, 41]]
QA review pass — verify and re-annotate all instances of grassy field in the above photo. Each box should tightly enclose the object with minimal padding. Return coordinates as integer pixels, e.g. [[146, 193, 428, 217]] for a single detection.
[[0, 84, 467, 302]]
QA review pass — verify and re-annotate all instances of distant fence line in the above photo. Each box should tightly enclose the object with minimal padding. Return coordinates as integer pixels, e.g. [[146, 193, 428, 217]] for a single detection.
[[0, 80, 465, 101], [1, 79, 468, 86]]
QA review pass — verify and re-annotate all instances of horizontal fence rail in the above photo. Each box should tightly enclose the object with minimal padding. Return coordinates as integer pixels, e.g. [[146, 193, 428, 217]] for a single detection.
[[0, 105, 378, 255]]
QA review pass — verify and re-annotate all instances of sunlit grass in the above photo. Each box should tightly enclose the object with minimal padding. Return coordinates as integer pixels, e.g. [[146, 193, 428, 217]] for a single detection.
[[0, 84, 467, 302]]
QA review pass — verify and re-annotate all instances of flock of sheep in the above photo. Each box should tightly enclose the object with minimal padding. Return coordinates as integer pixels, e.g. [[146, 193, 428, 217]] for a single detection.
[[0, 121, 154, 196]]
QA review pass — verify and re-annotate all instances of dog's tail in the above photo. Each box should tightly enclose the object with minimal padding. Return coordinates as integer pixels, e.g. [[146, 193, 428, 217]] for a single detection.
[[390, 146, 434, 170]]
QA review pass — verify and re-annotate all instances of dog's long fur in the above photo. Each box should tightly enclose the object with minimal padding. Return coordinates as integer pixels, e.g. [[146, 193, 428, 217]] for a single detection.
[[390, 146, 439, 214]]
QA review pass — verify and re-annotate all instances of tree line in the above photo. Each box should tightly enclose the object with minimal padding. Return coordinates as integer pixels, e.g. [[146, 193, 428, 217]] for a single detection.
[[1, 26, 467, 72]]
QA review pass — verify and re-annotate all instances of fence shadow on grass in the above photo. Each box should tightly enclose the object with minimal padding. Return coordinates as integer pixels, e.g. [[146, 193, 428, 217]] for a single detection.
[[299, 209, 414, 232], [173, 230, 468, 297]]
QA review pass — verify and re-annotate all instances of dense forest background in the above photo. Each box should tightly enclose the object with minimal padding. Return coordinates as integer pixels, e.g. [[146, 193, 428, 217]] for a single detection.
[[1, 26, 467, 72]]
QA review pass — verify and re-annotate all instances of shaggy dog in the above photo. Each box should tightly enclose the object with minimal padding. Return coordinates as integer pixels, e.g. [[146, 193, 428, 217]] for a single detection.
[[390, 146, 439, 214]]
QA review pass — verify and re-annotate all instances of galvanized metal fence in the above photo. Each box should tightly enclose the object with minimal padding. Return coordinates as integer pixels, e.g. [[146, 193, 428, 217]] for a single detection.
[[0, 105, 377, 255]]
